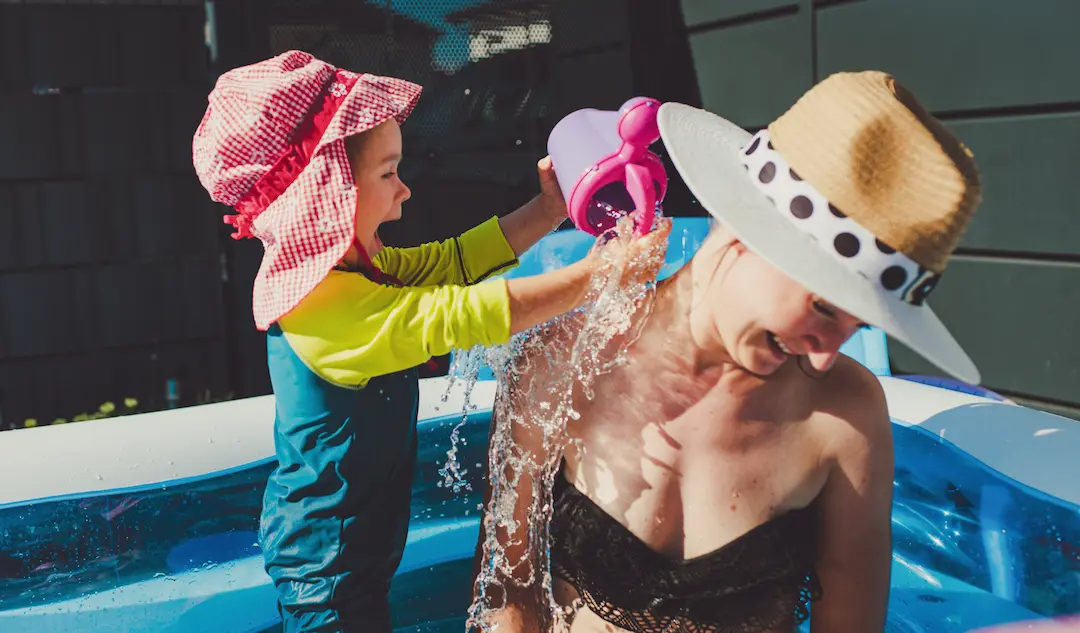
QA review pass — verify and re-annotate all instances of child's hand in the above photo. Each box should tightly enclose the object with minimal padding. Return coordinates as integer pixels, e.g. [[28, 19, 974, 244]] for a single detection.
[[588, 215, 672, 289], [536, 156, 568, 223]]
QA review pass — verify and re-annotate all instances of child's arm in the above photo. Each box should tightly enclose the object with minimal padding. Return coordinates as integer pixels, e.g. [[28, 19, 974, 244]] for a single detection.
[[283, 219, 671, 388], [495, 156, 569, 257], [374, 216, 520, 288], [279, 261, 588, 388], [375, 157, 567, 286]]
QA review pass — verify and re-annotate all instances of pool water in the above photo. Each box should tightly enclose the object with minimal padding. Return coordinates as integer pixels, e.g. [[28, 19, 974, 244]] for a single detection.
[[0, 409, 1077, 632]]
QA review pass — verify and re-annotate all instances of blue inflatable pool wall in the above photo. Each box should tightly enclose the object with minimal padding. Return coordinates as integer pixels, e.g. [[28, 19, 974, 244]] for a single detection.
[[2, 216, 1077, 633]]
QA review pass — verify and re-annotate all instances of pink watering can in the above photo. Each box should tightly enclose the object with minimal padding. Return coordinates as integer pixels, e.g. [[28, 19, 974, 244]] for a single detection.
[[546, 96, 668, 237]]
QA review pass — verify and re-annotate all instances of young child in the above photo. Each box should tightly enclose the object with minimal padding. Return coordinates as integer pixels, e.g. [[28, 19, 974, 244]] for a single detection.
[[192, 51, 669, 632]]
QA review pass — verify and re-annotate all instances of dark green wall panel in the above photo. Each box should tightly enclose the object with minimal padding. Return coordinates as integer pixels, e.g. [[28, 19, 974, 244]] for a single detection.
[[676, 0, 1080, 411], [91, 264, 162, 349], [817, 0, 1080, 112], [679, 0, 797, 27], [0, 271, 84, 358], [948, 114, 1080, 256], [688, 13, 812, 128], [889, 258, 1080, 404], [158, 256, 225, 342]]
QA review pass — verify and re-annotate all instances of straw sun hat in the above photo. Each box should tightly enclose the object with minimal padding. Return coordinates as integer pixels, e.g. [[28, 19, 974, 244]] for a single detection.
[[657, 71, 983, 383]]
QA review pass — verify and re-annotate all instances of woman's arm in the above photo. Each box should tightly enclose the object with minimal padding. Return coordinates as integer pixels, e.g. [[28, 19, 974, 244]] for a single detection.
[[810, 361, 894, 632], [471, 337, 572, 633]]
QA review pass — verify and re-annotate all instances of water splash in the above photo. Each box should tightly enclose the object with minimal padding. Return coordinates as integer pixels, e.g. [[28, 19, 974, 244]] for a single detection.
[[437, 360, 487, 494], [441, 215, 666, 632]]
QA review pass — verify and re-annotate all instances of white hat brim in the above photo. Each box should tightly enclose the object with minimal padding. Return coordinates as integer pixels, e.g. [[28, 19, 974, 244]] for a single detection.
[[656, 102, 980, 384]]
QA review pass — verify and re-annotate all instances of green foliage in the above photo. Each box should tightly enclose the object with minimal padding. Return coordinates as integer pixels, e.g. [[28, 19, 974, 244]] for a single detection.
[[25, 398, 139, 428], [15, 389, 237, 430]]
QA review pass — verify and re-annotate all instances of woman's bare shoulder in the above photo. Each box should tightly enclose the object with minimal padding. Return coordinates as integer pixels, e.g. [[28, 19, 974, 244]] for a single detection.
[[813, 355, 892, 458]]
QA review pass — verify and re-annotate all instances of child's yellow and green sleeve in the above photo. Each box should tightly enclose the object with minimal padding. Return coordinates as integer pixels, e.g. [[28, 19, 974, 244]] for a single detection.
[[277, 216, 520, 388], [373, 215, 518, 287]]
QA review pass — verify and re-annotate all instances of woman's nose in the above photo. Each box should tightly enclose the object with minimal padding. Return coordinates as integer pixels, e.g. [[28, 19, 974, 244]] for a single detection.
[[806, 350, 841, 373], [399, 181, 412, 202], [801, 327, 848, 358], [802, 319, 863, 371]]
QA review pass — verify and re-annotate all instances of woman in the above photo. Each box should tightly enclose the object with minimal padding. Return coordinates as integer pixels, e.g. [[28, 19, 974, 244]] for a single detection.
[[473, 70, 984, 633]]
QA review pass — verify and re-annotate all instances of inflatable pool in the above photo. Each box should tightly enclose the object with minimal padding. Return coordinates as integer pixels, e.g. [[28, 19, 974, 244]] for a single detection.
[[0, 218, 1077, 632]]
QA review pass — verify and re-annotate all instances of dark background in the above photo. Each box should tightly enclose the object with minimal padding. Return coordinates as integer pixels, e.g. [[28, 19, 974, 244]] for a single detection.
[[0, 0, 704, 427], [0, 0, 1076, 428]]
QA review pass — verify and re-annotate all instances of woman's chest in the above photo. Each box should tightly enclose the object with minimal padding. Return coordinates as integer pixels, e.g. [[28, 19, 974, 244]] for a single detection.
[[569, 364, 810, 466], [563, 370, 826, 558]]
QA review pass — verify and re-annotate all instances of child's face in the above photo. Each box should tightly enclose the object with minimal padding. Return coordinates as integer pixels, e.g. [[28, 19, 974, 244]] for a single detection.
[[347, 119, 411, 242]]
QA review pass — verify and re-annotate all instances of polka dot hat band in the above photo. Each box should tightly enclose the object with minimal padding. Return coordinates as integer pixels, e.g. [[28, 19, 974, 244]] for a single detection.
[[739, 129, 940, 307]]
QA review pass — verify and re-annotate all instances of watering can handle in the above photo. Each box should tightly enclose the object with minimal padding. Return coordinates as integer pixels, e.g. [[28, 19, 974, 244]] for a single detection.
[[624, 163, 655, 237]]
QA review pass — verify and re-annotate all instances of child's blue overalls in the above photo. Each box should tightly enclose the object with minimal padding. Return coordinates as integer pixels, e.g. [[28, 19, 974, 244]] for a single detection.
[[260, 322, 419, 632]]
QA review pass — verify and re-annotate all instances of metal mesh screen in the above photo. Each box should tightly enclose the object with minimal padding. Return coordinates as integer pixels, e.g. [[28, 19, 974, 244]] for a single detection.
[[262, 0, 555, 246]]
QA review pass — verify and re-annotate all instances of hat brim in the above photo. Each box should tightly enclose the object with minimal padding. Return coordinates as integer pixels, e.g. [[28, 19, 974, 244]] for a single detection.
[[656, 102, 980, 384], [320, 74, 423, 154]]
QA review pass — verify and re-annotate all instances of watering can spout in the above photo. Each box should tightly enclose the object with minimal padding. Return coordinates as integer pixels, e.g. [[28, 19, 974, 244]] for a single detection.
[[624, 163, 655, 237], [547, 97, 668, 237]]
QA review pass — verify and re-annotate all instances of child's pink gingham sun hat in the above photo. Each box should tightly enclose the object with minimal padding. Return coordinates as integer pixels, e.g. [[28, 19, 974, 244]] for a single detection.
[[192, 50, 422, 331]]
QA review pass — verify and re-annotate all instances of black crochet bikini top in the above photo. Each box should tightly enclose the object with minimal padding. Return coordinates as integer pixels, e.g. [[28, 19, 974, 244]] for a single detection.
[[549, 473, 822, 633]]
